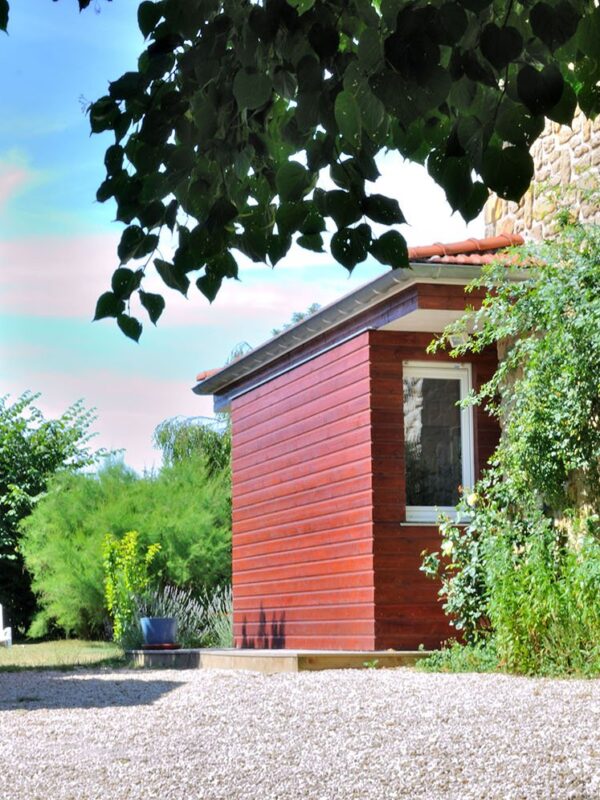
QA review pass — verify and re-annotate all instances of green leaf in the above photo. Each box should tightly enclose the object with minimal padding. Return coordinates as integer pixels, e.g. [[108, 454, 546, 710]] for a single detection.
[[276, 202, 309, 236], [0, 0, 8, 32], [517, 64, 564, 116], [495, 103, 545, 148], [206, 197, 238, 231], [139, 290, 165, 325], [362, 194, 405, 225], [335, 90, 362, 149], [196, 272, 222, 303], [117, 314, 143, 342], [299, 206, 325, 235], [93, 292, 125, 321], [356, 85, 386, 136], [530, 1, 579, 52], [325, 190, 362, 229], [577, 7, 600, 58], [481, 145, 534, 203], [112, 267, 142, 299], [369, 231, 409, 269], [297, 233, 324, 252], [96, 179, 115, 203], [462, 182, 488, 223], [437, 3, 468, 43], [104, 145, 124, 176], [287, 0, 315, 15], [89, 96, 120, 134], [546, 81, 577, 126], [268, 233, 292, 266], [358, 27, 383, 71], [331, 225, 371, 271], [154, 258, 190, 296], [273, 68, 297, 99], [138, 1, 163, 38], [212, 252, 239, 280], [233, 70, 272, 110], [109, 72, 142, 101], [309, 23, 339, 59], [118, 226, 146, 264], [480, 24, 523, 71], [275, 162, 312, 202]]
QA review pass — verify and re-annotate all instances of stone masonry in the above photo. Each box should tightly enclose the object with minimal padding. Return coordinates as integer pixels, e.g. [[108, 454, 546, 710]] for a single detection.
[[485, 110, 600, 241]]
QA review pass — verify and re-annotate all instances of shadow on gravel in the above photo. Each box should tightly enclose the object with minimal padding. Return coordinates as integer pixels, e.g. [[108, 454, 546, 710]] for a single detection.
[[0, 673, 185, 710]]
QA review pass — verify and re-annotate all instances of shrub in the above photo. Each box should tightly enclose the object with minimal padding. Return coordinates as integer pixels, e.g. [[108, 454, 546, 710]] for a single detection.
[[21, 454, 231, 639], [423, 223, 600, 675], [135, 583, 233, 648], [103, 531, 161, 645]]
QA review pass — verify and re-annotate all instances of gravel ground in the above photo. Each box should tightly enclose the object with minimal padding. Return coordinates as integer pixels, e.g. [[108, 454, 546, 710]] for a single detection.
[[1, 667, 599, 800]]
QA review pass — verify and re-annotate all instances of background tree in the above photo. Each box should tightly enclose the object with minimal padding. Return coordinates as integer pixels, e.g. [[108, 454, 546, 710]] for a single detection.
[[21, 417, 231, 639], [86, 0, 600, 338], [271, 302, 322, 336], [0, 393, 102, 634], [153, 415, 230, 474]]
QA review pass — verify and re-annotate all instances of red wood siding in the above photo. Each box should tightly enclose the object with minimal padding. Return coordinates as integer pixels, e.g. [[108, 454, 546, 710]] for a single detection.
[[231, 332, 377, 651], [228, 294, 500, 652], [368, 330, 498, 649]]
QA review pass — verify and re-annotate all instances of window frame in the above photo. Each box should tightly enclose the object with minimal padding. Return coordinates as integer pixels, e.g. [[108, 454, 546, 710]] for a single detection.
[[402, 360, 474, 523]]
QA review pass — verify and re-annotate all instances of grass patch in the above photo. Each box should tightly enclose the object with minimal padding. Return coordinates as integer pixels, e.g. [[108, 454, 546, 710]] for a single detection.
[[416, 640, 500, 674], [0, 640, 126, 672]]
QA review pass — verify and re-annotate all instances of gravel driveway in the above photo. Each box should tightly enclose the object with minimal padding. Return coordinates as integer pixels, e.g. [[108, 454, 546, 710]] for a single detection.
[[1, 667, 599, 800]]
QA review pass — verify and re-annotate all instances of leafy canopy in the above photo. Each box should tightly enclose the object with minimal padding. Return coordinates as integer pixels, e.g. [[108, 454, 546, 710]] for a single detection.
[[85, 0, 600, 338]]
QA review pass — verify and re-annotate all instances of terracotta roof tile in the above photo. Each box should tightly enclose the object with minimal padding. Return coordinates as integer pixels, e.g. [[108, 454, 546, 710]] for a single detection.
[[407, 233, 524, 264], [195, 368, 221, 382]]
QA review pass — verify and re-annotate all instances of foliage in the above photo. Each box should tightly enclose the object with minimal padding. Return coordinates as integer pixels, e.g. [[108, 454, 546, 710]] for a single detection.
[[0, 392, 102, 635], [153, 415, 230, 474], [438, 223, 600, 512], [484, 516, 600, 675], [420, 494, 490, 644], [83, 0, 599, 338], [133, 582, 232, 648], [20, 455, 231, 639], [103, 530, 161, 644], [271, 302, 322, 336], [205, 583, 233, 647], [423, 223, 600, 675], [417, 639, 500, 673]]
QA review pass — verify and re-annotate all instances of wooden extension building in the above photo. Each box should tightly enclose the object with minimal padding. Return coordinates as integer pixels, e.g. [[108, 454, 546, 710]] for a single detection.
[[194, 235, 523, 651]]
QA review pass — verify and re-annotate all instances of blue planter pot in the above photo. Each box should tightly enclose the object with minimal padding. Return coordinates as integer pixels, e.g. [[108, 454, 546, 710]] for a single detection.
[[140, 616, 178, 645]]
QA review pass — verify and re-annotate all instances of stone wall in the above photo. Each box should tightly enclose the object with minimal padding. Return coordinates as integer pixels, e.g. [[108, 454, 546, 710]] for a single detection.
[[485, 110, 600, 241]]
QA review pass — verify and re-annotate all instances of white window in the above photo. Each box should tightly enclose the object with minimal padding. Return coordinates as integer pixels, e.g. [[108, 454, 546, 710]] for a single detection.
[[403, 361, 474, 522]]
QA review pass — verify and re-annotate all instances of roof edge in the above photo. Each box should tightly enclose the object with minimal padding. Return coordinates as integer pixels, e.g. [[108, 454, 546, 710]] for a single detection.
[[194, 235, 526, 397]]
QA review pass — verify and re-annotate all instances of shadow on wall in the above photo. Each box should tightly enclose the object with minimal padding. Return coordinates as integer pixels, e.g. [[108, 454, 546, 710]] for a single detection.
[[240, 606, 286, 649], [0, 674, 184, 711]]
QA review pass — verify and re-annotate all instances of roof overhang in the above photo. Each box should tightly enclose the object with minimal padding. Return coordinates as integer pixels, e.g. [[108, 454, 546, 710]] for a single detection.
[[193, 259, 528, 399]]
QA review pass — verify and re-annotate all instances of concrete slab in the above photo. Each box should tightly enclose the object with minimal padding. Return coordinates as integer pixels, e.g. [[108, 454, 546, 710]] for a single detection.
[[127, 648, 429, 673]]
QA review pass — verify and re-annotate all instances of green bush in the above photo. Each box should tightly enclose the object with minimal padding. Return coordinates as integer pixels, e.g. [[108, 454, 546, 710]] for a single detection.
[[20, 455, 231, 639], [485, 519, 600, 676], [423, 223, 600, 675], [103, 530, 161, 646]]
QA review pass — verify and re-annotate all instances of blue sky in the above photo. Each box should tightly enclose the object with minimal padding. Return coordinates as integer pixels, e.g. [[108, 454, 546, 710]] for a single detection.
[[0, 1, 483, 472]]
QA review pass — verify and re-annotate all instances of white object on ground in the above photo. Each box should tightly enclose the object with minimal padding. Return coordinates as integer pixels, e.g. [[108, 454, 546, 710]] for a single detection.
[[0, 604, 12, 648]]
